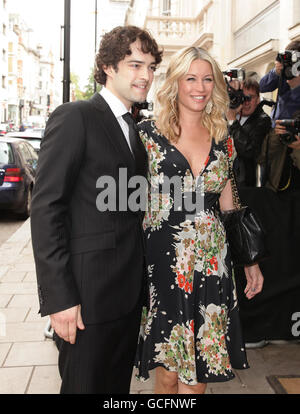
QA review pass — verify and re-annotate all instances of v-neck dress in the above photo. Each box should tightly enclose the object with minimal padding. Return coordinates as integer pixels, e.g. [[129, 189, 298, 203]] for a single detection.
[[135, 119, 249, 385]]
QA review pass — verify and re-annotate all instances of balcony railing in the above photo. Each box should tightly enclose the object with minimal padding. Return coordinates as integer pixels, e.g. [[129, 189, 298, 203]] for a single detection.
[[145, 1, 213, 50], [146, 15, 204, 39]]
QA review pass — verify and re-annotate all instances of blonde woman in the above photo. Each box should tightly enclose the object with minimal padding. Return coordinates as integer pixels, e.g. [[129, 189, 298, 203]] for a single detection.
[[135, 47, 264, 394]]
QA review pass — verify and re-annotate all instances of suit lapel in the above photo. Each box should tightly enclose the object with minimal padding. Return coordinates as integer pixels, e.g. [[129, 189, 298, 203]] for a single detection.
[[89, 93, 135, 172]]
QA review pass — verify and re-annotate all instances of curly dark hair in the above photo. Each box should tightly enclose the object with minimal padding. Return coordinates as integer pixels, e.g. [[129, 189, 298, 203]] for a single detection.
[[94, 25, 163, 85]]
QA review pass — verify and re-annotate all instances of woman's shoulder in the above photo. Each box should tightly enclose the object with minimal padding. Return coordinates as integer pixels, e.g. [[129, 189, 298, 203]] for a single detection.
[[137, 118, 155, 133], [217, 134, 236, 160], [137, 118, 165, 139]]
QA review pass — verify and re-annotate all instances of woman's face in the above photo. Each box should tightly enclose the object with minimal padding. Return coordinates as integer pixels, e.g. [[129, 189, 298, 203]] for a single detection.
[[177, 59, 214, 114]]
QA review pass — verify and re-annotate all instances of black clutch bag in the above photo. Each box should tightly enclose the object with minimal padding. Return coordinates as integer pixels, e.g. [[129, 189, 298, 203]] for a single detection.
[[221, 137, 268, 267]]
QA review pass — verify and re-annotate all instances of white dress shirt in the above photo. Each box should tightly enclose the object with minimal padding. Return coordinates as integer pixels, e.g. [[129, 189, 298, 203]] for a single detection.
[[99, 87, 133, 153], [236, 114, 249, 126]]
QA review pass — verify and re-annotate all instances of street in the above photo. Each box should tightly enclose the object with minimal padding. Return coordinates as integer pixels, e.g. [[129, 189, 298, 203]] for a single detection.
[[0, 211, 25, 247]]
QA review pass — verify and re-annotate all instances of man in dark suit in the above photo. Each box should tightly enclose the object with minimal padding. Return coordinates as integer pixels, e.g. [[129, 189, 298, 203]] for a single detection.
[[30, 26, 162, 394]]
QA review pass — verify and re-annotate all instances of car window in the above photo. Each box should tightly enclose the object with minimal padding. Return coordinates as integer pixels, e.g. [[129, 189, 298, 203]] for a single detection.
[[18, 142, 32, 163], [25, 142, 38, 160], [0, 142, 14, 164], [25, 138, 41, 151]]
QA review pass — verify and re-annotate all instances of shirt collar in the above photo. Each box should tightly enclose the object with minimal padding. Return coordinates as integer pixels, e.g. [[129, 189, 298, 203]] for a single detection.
[[99, 87, 130, 118]]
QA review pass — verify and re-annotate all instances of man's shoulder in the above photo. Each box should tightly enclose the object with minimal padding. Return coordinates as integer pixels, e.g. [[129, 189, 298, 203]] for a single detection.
[[49, 98, 97, 125], [55, 98, 93, 113], [260, 109, 271, 121]]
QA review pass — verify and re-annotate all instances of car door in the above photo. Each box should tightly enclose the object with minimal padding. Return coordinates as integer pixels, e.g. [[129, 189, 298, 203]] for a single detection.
[[18, 142, 35, 182], [24, 142, 38, 177]]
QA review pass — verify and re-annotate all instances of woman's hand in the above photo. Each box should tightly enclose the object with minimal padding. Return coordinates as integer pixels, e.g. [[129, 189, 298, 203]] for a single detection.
[[243, 264, 264, 300]]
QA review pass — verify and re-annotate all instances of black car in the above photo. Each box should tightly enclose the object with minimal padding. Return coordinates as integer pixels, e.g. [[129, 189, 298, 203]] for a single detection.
[[6, 129, 44, 153], [0, 137, 38, 219]]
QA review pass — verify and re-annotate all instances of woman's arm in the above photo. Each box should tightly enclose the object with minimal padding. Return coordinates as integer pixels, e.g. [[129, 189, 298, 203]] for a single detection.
[[219, 180, 264, 299]]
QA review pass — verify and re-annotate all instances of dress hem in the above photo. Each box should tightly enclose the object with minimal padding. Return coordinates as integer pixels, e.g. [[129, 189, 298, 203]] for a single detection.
[[135, 362, 250, 386]]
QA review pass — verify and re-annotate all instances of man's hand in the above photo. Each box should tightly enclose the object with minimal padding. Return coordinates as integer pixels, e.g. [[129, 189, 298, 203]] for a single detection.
[[274, 120, 287, 135], [288, 135, 300, 150], [275, 60, 284, 76], [227, 80, 242, 121], [229, 79, 241, 90], [275, 121, 300, 148], [227, 106, 242, 121], [50, 305, 85, 344]]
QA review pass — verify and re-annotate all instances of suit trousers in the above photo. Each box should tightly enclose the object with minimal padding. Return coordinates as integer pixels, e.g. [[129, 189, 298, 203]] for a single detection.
[[54, 296, 143, 394]]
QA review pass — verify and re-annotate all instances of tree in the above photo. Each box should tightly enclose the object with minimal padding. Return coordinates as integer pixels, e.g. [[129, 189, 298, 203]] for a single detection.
[[70, 72, 85, 101], [70, 68, 101, 101], [83, 67, 101, 99]]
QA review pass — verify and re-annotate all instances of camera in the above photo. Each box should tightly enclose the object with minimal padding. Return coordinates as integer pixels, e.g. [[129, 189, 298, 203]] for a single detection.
[[279, 118, 300, 145], [223, 68, 252, 109], [276, 50, 300, 80]]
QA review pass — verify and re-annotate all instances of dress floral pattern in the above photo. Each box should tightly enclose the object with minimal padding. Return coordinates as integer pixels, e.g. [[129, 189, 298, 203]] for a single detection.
[[135, 119, 249, 385]]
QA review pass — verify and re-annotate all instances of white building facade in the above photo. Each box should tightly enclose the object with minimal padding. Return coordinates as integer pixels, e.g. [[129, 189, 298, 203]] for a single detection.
[[3, 11, 62, 127], [0, 0, 9, 122], [125, 0, 300, 103], [7, 13, 19, 124]]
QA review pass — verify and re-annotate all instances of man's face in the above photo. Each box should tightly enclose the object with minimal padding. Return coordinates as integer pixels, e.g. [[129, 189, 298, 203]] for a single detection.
[[104, 40, 157, 109], [241, 87, 260, 116]]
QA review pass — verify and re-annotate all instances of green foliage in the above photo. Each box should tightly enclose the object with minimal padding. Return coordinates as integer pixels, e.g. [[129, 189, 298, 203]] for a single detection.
[[83, 67, 101, 99], [70, 72, 85, 101], [71, 68, 101, 101]]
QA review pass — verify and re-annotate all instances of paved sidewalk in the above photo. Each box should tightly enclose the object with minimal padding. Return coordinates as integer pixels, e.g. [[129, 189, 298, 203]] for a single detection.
[[0, 218, 299, 394]]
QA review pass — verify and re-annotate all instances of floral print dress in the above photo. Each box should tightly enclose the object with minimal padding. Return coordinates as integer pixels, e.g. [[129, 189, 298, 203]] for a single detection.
[[135, 119, 249, 385]]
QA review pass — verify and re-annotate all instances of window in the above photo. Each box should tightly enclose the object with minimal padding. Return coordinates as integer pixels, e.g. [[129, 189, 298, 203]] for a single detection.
[[8, 56, 13, 73], [2, 76, 6, 89], [2, 24, 6, 35], [0, 142, 14, 164], [25, 143, 38, 161], [2, 49, 6, 61], [18, 142, 32, 164], [3, 0, 7, 10], [162, 0, 171, 15]]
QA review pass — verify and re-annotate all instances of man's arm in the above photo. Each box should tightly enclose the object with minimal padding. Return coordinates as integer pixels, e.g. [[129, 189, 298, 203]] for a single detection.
[[260, 62, 290, 95], [31, 102, 85, 318], [259, 69, 280, 93]]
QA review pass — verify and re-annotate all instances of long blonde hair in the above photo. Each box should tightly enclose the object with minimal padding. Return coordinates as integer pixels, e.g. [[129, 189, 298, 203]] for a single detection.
[[156, 47, 229, 143]]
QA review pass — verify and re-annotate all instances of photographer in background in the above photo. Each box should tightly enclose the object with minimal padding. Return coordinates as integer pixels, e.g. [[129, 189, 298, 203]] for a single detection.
[[273, 111, 300, 192], [260, 40, 300, 125], [259, 41, 300, 193], [275, 115, 300, 151], [227, 78, 272, 187]]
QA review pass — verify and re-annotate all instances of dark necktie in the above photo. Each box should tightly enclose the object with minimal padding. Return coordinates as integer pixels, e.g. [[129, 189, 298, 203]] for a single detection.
[[122, 112, 147, 177]]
